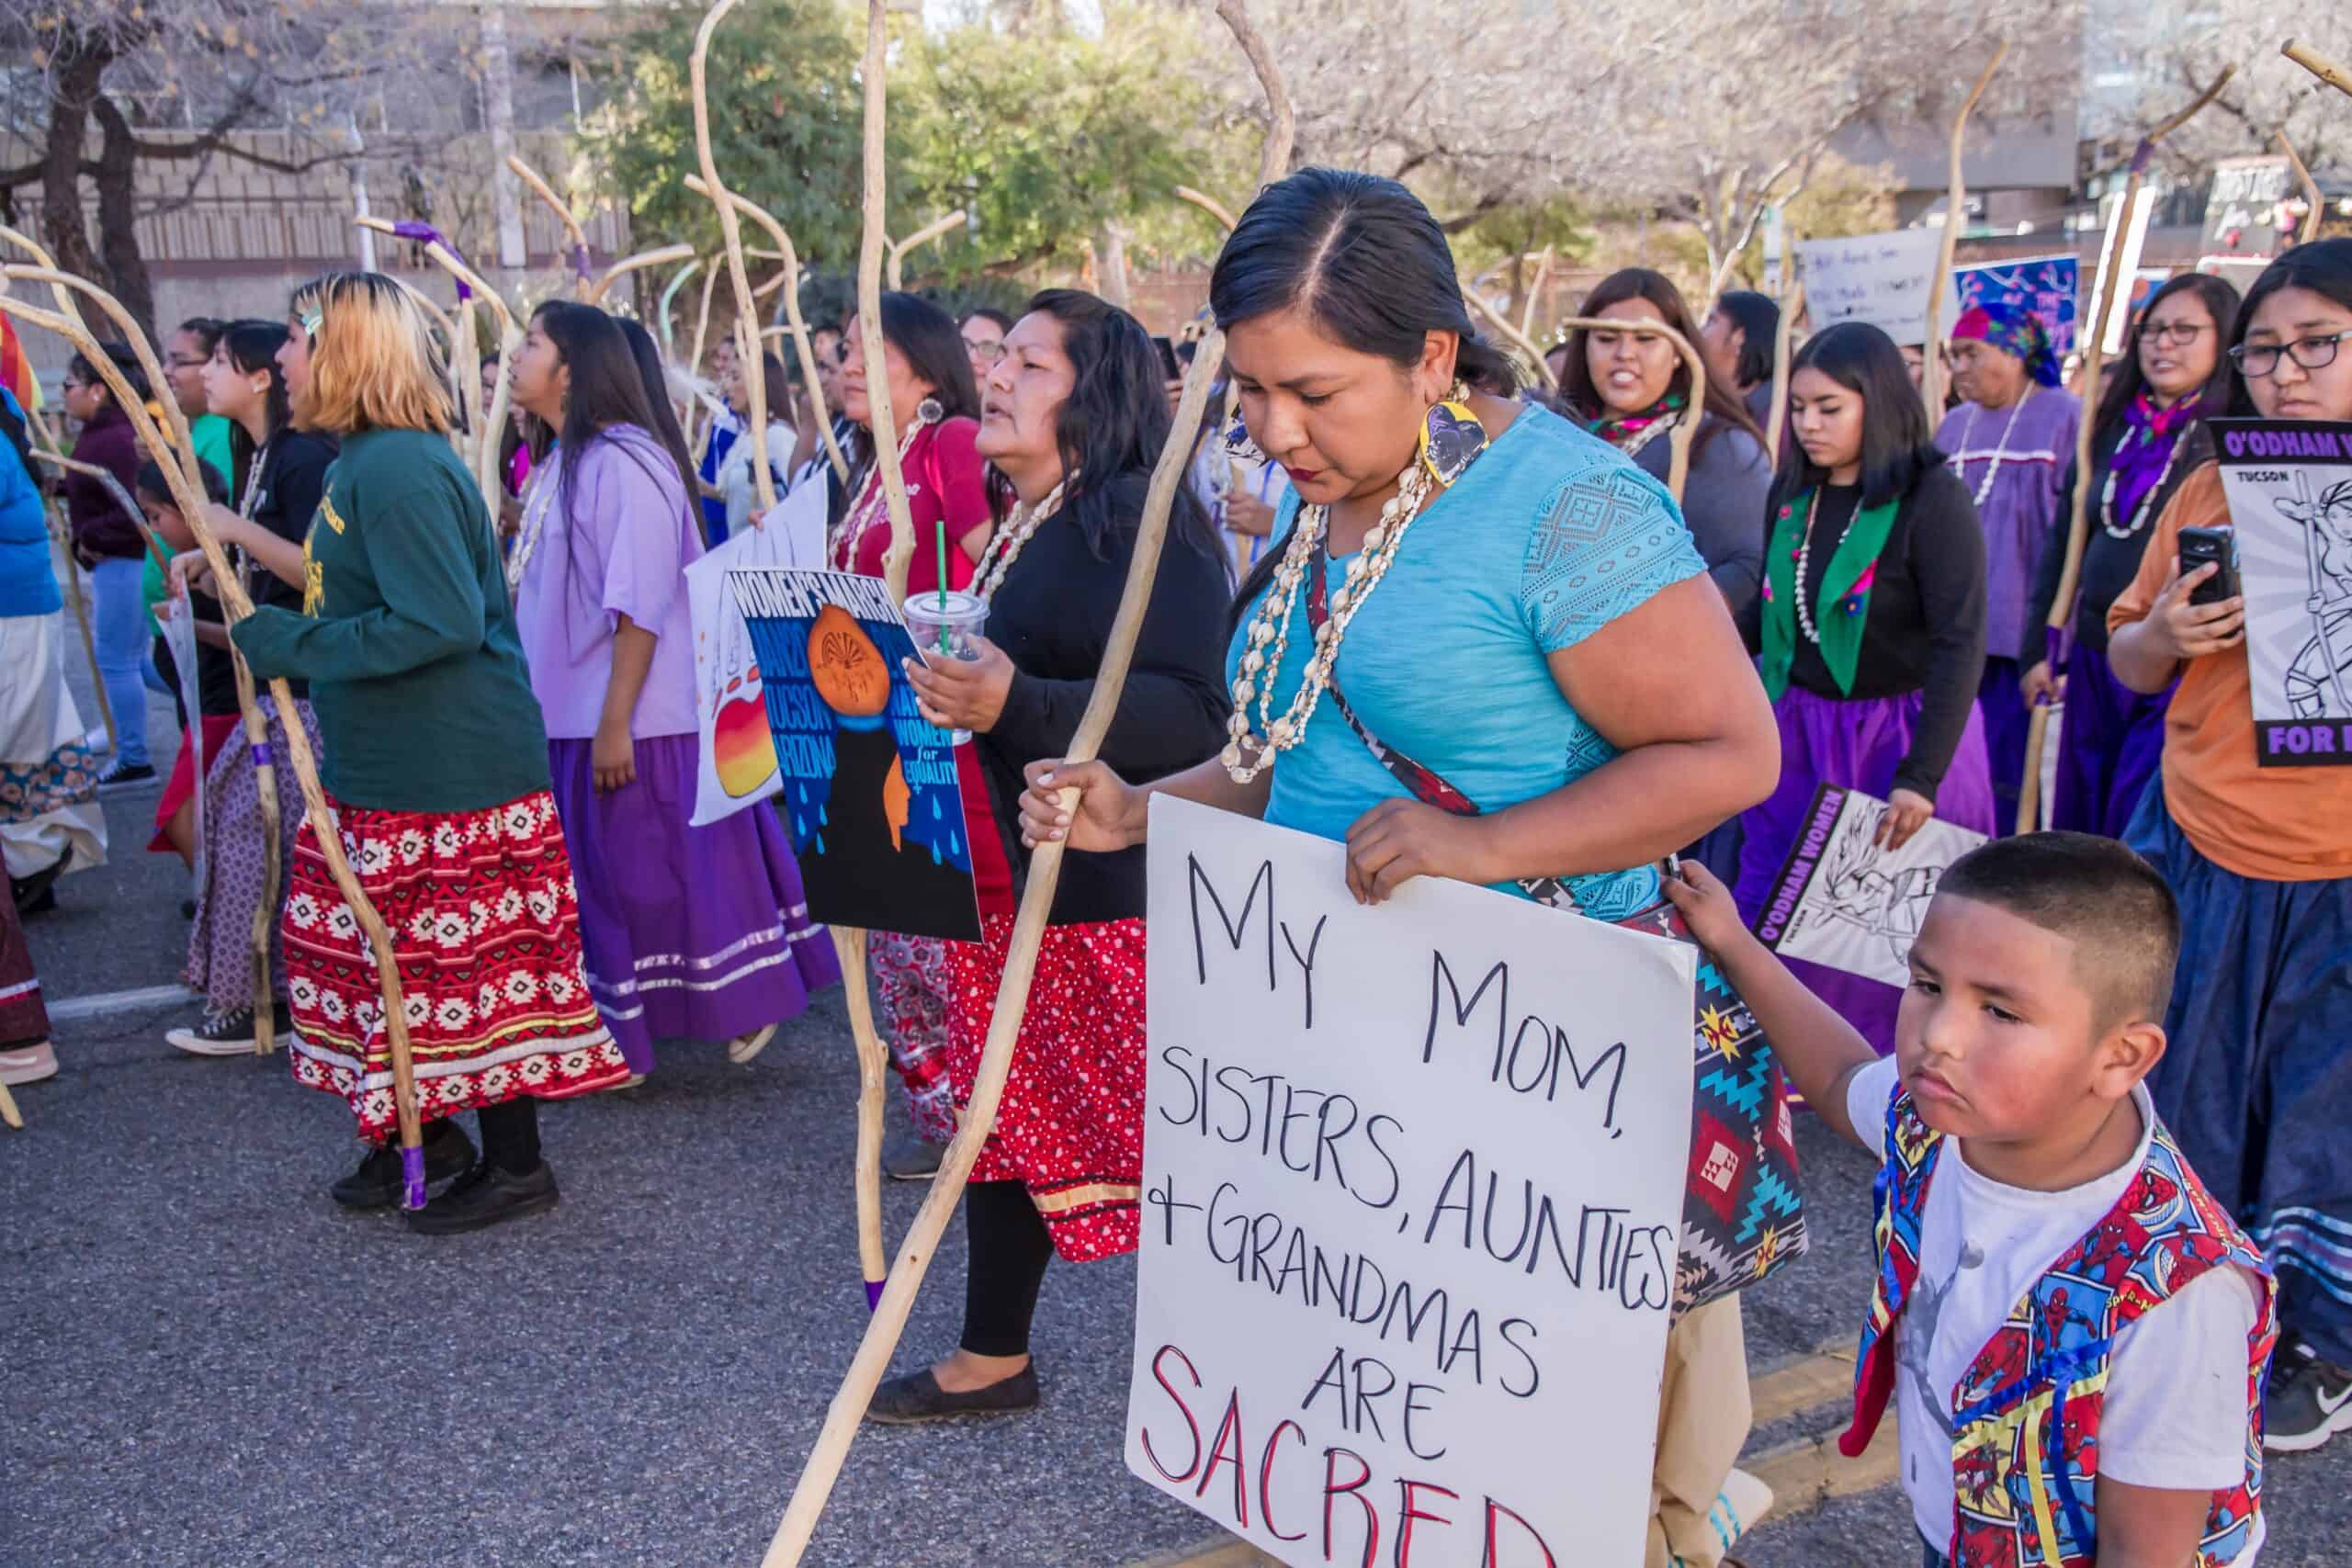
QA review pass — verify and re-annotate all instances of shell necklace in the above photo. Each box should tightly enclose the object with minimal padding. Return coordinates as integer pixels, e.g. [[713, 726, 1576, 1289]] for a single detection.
[[971, 475, 1069, 604], [505, 457, 560, 593], [1956, 384, 2035, 506], [2098, 421, 2188, 542], [832, 418, 927, 572], [1792, 487, 1859, 647], [1223, 458, 1435, 782]]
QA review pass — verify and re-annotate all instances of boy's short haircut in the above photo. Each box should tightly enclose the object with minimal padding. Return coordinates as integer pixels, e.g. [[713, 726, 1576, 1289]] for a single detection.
[[1937, 831, 2180, 1030]]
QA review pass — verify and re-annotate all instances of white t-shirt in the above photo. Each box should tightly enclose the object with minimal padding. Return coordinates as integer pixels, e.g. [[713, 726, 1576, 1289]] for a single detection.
[[1845, 1058, 2262, 1560]]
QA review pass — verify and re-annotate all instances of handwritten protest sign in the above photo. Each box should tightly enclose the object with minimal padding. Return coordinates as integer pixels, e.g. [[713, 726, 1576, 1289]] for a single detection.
[[1950, 254, 2080, 355], [1794, 229, 1942, 343], [2210, 419, 2352, 766], [1755, 784, 1987, 989], [685, 481, 829, 826], [1128, 797, 1694, 1567], [730, 568, 980, 941]]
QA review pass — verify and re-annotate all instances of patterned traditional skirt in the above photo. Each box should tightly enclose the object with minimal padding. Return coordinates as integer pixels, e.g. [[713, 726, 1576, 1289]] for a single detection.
[[0, 610, 106, 881], [0, 879, 46, 1045], [282, 788, 629, 1141], [944, 913, 1148, 1262], [184, 695, 322, 1027], [872, 931, 959, 1143]]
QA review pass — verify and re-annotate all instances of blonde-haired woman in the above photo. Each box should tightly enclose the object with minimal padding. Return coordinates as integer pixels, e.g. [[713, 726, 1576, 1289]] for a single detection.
[[232, 273, 629, 1235]]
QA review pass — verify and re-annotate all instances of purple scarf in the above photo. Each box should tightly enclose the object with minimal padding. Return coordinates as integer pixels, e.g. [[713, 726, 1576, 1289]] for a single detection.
[[2109, 392, 2197, 533]]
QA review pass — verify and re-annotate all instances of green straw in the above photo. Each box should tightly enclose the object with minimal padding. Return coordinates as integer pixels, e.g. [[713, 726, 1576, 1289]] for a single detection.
[[933, 517, 950, 653]]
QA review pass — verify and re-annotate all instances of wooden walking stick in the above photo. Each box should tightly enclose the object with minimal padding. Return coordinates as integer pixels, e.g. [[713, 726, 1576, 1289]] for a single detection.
[[354, 218, 524, 513], [584, 243, 699, 309], [1921, 41, 2008, 420], [756, 5, 1290, 1560], [2015, 68, 2233, 834], [506, 153, 594, 299], [1520, 244, 1556, 341], [2283, 39, 2352, 98], [0, 274, 436, 1194], [685, 0, 894, 1307], [2278, 130, 2325, 246], [1174, 184, 1240, 232], [9, 267, 292, 1051], [883, 210, 967, 291], [657, 254, 705, 357], [1765, 281, 1806, 465], [685, 178, 850, 484], [0, 1074, 19, 1130]]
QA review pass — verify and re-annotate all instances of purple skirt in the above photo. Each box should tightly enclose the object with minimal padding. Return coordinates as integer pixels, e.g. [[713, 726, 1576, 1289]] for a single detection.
[[548, 733, 840, 1074], [1733, 685, 1996, 1055], [2051, 642, 2171, 839], [1978, 655, 2030, 838]]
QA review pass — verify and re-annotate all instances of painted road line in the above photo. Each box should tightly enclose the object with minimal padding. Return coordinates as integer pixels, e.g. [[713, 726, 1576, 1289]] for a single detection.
[[1747, 1337, 1860, 1427], [47, 984, 200, 1024], [1747, 1413, 1901, 1512]]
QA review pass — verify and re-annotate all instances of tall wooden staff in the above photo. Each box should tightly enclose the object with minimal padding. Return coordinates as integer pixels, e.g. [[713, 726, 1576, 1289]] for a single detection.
[[2276, 131, 2324, 247], [584, 243, 699, 310], [1920, 42, 2008, 419], [755, 3, 1289, 1562], [506, 153, 594, 299], [1467, 291, 1706, 502], [2284, 39, 2352, 97], [884, 211, 968, 291], [2015, 69, 2233, 834], [1765, 281, 1807, 465], [0, 272, 433, 1172], [684, 0, 897, 1306], [355, 218, 524, 513], [684, 178, 850, 483], [657, 254, 705, 357]]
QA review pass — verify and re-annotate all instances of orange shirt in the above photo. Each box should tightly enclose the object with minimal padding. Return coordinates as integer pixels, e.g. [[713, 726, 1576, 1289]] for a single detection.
[[2109, 462, 2352, 881]]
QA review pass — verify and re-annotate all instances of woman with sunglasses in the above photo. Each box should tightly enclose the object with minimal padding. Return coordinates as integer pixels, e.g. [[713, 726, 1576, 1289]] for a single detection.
[[2018, 274, 2238, 835], [2109, 238, 2352, 1453]]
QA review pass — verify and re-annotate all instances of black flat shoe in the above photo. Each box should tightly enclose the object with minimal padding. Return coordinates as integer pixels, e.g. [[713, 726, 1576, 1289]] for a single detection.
[[404, 1158, 560, 1235], [865, 1365, 1039, 1425], [329, 1120, 477, 1210], [882, 1130, 944, 1182]]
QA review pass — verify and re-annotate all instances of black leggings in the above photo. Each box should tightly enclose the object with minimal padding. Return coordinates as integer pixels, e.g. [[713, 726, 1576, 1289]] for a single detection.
[[959, 1180, 1053, 1358], [427, 1099, 540, 1174]]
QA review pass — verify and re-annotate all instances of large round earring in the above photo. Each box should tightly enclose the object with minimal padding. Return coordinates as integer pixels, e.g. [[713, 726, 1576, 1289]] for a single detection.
[[916, 395, 944, 425]]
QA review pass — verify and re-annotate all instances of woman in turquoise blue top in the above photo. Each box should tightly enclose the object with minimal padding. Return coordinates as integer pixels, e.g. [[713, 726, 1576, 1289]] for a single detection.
[[1012, 168, 1781, 1566]]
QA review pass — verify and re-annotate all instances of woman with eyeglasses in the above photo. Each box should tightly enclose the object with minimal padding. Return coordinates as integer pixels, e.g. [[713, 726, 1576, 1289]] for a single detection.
[[2018, 275, 2238, 835], [2108, 238, 2352, 1453]]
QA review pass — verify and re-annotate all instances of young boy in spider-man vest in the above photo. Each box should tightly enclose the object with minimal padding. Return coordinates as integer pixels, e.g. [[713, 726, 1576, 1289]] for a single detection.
[[1667, 832, 2276, 1567]]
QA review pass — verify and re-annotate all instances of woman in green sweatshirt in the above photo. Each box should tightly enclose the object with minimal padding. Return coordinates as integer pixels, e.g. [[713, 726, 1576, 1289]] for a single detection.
[[232, 272, 628, 1235]]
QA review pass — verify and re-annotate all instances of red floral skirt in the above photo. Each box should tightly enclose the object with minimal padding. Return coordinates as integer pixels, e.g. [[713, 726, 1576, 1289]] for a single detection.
[[945, 912, 1147, 1262], [282, 788, 629, 1141]]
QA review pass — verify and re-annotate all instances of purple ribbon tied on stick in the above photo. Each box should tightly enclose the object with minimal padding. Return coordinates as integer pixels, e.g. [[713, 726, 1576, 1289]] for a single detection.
[[388, 221, 473, 300]]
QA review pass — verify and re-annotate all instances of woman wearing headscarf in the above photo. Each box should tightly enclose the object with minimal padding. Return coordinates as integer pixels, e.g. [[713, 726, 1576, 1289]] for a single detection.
[[1934, 300, 2080, 831]]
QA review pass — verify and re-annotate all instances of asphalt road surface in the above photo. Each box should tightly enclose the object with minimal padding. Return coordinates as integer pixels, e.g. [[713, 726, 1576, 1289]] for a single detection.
[[7, 678, 2346, 1566]]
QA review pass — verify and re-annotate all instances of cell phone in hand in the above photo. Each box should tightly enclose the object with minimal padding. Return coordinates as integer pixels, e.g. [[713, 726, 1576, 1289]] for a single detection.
[[2177, 525, 2238, 606], [1151, 334, 1182, 383]]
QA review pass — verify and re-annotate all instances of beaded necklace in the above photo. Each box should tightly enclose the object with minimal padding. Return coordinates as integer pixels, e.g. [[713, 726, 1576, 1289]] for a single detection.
[[232, 435, 273, 595], [1792, 487, 1859, 647], [1611, 412, 1679, 461], [970, 476, 1069, 604], [832, 418, 927, 572], [1955, 384, 2035, 505], [505, 457, 560, 593], [1222, 459, 1434, 782]]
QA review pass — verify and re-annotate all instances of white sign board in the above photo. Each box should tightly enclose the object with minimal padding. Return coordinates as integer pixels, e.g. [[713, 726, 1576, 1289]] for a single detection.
[[683, 479, 830, 825], [2211, 418, 2352, 766], [1794, 229, 1943, 344], [1755, 785, 1988, 988], [1128, 797, 1696, 1568]]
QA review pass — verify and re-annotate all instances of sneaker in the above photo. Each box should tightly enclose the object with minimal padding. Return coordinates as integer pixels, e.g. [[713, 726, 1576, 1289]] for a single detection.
[[95, 761, 157, 792], [883, 1129, 945, 1182], [166, 1004, 292, 1058], [329, 1120, 478, 1210], [727, 1023, 778, 1065], [0, 1041, 58, 1086], [405, 1157, 560, 1235], [2267, 1338, 2352, 1452], [865, 1364, 1039, 1425]]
